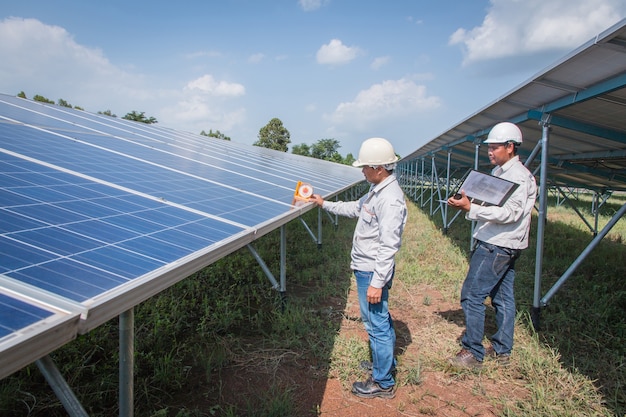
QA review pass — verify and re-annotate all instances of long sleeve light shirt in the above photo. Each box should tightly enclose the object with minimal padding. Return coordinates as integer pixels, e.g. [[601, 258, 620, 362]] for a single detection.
[[322, 175, 407, 288], [467, 156, 537, 250]]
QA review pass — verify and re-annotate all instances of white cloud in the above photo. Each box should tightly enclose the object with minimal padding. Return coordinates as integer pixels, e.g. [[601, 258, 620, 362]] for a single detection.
[[164, 94, 247, 131], [0, 17, 249, 138], [248, 53, 265, 63], [371, 56, 390, 70], [184, 50, 222, 60], [170, 75, 247, 133], [326, 78, 442, 129], [185, 75, 245, 97], [316, 39, 362, 65], [299, 0, 327, 12], [449, 0, 626, 65], [0, 17, 146, 107]]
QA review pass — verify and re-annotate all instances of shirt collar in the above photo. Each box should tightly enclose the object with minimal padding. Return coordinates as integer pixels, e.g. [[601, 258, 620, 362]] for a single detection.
[[369, 174, 396, 194], [499, 155, 520, 172]]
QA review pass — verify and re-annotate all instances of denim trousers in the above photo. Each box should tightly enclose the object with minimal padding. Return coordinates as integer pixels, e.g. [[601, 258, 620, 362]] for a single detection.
[[460, 241, 519, 361], [354, 270, 396, 389]]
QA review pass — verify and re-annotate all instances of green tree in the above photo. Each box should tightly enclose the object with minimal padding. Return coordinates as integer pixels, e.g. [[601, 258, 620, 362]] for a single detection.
[[254, 118, 290, 152], [33, 94, 54, 104], [57, 98, 72, 108], [17, 91, 27, 99], [123, 111, 158, 124], [98, 110, 117, 117], [343, 153, 356, 166], [291, 143, 311, 156], [310, 138, 341, 161], [200, 129, 231, 141]]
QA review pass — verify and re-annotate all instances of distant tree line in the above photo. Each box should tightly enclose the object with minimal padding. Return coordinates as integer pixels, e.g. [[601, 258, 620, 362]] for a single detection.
[[17, 91, 158, 124], [200, 129, 230, 141], [15, 92, 357, 165], [254, 117, 355, 165]]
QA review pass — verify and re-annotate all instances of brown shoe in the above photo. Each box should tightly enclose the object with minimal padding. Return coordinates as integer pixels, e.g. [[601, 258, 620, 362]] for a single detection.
[[448, 348, 482, 369], [485, 346, 511, 367], [351, 377, 395, 399]]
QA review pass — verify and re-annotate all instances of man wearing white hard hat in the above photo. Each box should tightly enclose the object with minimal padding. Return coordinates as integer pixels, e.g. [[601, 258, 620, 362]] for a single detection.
[[310, 137, 407, 398], [447, 122, 537, 369]]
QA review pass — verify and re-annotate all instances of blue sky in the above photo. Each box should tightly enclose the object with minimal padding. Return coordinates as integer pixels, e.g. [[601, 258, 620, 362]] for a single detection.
[[1, 0, 625, 158]]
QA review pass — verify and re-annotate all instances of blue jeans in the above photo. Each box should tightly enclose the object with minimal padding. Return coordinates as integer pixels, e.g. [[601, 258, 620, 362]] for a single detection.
[[460, 241, 519, 361], [355, 270, 396, 389]]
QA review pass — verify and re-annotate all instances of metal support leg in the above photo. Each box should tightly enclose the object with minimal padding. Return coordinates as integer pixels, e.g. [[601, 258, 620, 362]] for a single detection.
[[247, 244, 280, 289], [317, 206, 323, 249], [540, 202, 626, 307], [119, 308, 134, 417], [280, 225, 287, 311], [35, 356, 89, 417], [532, 119, 550, 330]]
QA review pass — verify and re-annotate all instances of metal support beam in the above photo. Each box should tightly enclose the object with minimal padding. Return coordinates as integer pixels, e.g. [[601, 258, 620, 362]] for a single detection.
[[119, 309, 134, 417], [540, 201, 626, 306], [555, 185, 595, 234], [35, 356, 89, 417], [317, 206, 323, 249], [531, 119, 550, 330], [280, 225, 287, 310], [247, 244, 280, 290], [299, 217, 318, 244], [442, 151, 452, 233]]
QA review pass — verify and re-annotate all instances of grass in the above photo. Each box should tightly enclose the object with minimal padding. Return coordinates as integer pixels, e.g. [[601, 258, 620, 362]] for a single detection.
[[0, 188, 624, 416]]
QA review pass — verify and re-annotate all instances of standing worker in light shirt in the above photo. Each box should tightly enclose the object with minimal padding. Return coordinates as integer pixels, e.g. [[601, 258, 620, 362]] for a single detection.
[[309, 137, 407, 399], [447, 122, 537, 369]]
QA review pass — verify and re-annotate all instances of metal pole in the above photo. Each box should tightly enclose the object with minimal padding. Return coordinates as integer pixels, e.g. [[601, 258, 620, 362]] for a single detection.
[[541, 202, 626, 306], [420, 158, 425, 207], [532, 119, 550, 330], [36, 356, 89, 417], [468, 141, 480, 252], [119, 308, 134, 417], [247, 244, 280, 289], [443, 151, 451, 233], [317, 206, 323, 249], [280, 225, 287, 310]]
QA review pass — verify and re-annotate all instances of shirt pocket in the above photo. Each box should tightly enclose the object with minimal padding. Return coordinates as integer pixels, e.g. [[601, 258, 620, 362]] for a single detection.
[[360, 204, 376, 224]]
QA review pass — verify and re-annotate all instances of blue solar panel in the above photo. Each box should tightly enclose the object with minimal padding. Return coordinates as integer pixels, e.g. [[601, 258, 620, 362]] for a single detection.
[[0, 290, 80, 380], [0, 293, 53, 337], [0, 93, 364, 377]]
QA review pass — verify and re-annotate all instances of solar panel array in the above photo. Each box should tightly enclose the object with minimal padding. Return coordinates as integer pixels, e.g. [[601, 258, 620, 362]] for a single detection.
[[0, 93, 364, 379], [399, 19, 626, 192]]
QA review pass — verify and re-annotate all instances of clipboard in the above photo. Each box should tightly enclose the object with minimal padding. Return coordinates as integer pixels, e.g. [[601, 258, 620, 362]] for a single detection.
[[457, 169, 519, 207]]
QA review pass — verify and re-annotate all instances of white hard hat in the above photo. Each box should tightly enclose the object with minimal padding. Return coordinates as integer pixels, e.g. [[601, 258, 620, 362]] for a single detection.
[[352, 137, 399, 167], [484, 122, 523, 144]]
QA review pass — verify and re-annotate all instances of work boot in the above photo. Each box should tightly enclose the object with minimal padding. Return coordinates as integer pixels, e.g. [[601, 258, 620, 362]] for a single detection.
[[485, 346, 511, 367], [351, 377, 395, 399], [448, 348, 483, 369]]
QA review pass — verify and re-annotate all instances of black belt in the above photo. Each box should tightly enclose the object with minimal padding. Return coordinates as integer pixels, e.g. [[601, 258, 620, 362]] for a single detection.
[[477, 241, 521, 259]]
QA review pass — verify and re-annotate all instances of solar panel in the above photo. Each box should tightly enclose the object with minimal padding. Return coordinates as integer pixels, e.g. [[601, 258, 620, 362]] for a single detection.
[[0, 292, 79, 380], [0, 93, 364, 378]]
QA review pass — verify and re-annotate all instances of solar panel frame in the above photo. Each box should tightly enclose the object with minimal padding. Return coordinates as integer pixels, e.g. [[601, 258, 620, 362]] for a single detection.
[[0, 93, 365, 377], [0, 282, 81, 380]]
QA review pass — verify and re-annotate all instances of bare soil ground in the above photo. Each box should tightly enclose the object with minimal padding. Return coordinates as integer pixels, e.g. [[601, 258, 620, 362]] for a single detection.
[[210, 279, 529, 417]]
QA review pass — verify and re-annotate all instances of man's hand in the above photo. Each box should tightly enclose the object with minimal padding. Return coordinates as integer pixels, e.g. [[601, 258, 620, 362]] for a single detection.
[[447, 190, 471, 212], [367, 286, 383, 304], [309, 194, 324, 207]]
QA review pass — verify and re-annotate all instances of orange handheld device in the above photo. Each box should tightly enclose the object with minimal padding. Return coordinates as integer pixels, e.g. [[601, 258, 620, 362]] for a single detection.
[[292, 181, 314, 206]]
